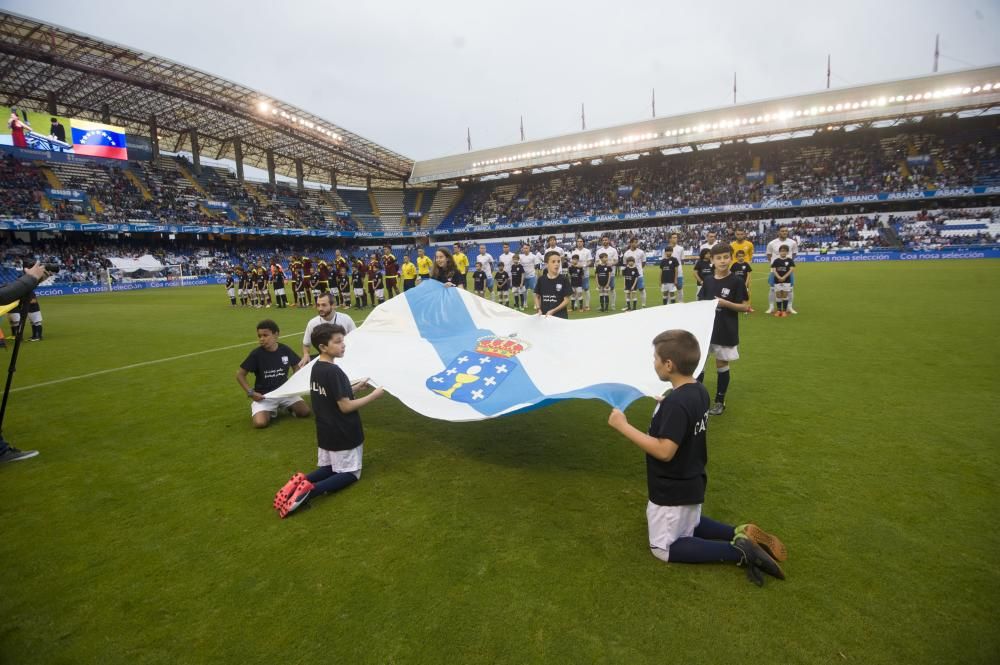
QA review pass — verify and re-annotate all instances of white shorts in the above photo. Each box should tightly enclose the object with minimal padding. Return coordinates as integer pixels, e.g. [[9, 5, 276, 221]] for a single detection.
[[775, 282, 792, 294], [709, 344, 739, 361], [354, 288, 364, 296], [647, 501, 702, 561], [318, 444, 363, 476], [227, 288, 235, 297], [274, 288, 285, 296], [375, 289, 384, 298], [661, 283, 677, 293], [250, 395, 305, 417]]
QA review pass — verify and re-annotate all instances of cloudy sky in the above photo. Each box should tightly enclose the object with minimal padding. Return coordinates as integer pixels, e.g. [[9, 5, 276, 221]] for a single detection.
[[4, 0, 999, 161]]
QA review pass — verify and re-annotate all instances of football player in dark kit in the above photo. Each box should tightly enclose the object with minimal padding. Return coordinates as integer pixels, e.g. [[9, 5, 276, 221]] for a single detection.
[[381, 246, 400, 299]]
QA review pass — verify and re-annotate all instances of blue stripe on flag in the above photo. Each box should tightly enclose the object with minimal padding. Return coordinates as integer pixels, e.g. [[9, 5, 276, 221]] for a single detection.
[[405, 281, 545, 416]]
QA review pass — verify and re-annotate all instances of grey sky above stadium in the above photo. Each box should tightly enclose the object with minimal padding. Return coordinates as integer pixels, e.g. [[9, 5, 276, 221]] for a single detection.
[[5, 0, 999, 162]]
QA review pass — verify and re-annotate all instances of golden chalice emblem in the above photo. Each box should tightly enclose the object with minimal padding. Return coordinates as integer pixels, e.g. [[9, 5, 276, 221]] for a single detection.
[[433, 364, 482, 399]]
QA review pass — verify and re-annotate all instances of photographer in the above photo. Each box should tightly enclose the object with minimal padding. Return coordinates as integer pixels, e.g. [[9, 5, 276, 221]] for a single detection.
[[0, 261, 50, 464], [0, 262, 48, 306]]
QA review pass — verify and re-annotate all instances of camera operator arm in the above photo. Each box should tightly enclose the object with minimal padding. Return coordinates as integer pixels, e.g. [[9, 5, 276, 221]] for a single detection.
[[0, 273, 42, 306]]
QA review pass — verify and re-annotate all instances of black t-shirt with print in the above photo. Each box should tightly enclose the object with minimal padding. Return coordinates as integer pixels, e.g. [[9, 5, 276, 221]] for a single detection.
[[659, 257, 679, 284], [310, 360, 364, 451], [698, 272, 749, 346], [646, 381, 710, 506], [240, 343, 301, 393], [535, 272, 572, 318]]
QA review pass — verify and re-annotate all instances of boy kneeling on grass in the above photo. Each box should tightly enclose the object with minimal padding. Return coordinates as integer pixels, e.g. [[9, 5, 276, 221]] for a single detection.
[[607, 329, 788, 586], [274, 323, 384, 518]]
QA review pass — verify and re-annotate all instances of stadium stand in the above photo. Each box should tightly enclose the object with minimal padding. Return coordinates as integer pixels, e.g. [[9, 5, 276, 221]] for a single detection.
[[439, 116, 999, 231], [7, 206, 997, 288]]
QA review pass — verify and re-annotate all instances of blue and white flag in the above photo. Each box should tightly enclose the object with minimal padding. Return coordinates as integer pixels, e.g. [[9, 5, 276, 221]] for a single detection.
[[269, 280, 717, 422]]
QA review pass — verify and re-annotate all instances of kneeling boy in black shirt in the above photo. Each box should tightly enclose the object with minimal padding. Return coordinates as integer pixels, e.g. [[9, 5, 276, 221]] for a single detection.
[[607, 329, 787, 586], [274, 323, 385, 518]]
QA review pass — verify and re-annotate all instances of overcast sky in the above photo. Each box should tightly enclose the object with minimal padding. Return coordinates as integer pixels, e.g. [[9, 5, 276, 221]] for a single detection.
[[4, 0, 999, 161]]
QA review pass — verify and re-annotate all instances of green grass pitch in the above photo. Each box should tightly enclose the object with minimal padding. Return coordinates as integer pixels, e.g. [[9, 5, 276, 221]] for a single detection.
[[1, 260, 997, 664]]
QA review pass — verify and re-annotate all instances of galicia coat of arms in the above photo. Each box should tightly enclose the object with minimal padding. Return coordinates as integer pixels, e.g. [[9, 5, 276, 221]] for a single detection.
[[426, 335, 528, 404]]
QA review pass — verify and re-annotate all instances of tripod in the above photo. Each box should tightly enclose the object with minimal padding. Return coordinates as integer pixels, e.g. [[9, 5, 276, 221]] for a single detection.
[[0, 298, 30, 452]]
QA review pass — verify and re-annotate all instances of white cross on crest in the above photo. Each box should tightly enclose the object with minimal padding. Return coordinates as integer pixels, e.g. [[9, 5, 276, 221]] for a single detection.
[[471, 389, 484, 400], [457, 356, 469, 364], [484, 376, 496, 386], [431, 376, 444, 383], [479, 357, 491, 363], [495, 364, 508, 373], [445, 368, 458, 375]]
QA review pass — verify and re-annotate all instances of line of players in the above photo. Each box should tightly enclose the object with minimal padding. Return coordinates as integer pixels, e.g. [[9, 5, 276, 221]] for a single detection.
[[224, 228, 798, 316], [225, 245, 420, 311], [463, 232, 793, 316]]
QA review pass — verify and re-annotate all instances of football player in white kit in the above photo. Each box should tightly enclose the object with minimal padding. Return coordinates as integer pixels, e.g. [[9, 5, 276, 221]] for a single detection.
[[766, 227, 800, 314], [623, 237, 648, 309], [573, 237, 593, 310], [668, 232, 687, 302]]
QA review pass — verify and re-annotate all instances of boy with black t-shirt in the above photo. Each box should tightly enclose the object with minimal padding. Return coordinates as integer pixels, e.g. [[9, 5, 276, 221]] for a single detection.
[[236, 319, 311, 429], [534, 250, 572, 319], [239, 270, 250, 307], [371, 272, 385, 306], [607, 329, 786, 586], [274, 323, 385, 518], [351, 269, 367, 309], [510, 255, 526, 310], [693, 248, 714, 299], [771, 246, 795, 317], [300, 274, 313, 308], [568, 255, 584, 310], [731, 250, 753, 315], [697, 244, 750, 415], [272, 266, 288, 309], [337, 267, 352, 308], [226, 272, 237, 307], [472, 262, 487, 297], [623, 257, 640, 311], [659, 248, 680, 305], [595, 252, 613, 312], [495, 263, 511, 306]]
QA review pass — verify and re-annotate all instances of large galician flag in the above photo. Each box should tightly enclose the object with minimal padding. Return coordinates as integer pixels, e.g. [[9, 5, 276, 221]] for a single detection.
[[268, 280, 717, 422], [70, 119, 128, 160]]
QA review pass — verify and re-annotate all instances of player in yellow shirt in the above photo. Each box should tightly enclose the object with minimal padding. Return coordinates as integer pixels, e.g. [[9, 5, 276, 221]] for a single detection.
[[730, 229, 755, 311], [401, 254, 418, 291], [452, 243, 470, 289], [415, 247, 433, 283], [730, 229, 754, 264]]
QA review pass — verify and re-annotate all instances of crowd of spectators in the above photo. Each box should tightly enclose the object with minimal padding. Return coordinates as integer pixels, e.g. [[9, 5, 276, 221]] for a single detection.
[[0, 154, 47, 220], [445, 119, 998, 230], [2, 206, 995, 288], [0, 153, 358, 231]]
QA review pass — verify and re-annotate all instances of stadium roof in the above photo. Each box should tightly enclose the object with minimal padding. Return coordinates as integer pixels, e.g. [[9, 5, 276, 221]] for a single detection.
[[0, 10, 414, 188], [410, 64, 1000, 185]]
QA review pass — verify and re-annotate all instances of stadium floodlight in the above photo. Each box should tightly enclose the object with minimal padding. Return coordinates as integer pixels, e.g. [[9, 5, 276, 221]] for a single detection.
[[257, 101, 271, 114]]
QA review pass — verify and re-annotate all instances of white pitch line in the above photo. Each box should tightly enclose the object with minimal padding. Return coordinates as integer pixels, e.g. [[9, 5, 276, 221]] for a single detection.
[[11, 331, 305, 393]]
